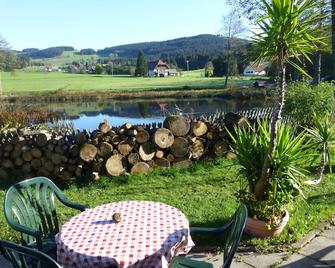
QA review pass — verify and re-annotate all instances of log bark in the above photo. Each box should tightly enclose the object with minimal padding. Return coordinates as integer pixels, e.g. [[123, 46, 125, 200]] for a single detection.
[[153, 128, 174, 149], [136, 130, 150, 144], [139, 142, 155, 161], [171, 137, 189, 158], [31, 159, 41, 169], [105, 154, 125, 176], [167, 154, 175, 162], [35, 133, 49, 147], [154, 158, 171, 169], [226, 151, 237, 160], [99, 142, 113, 157], [69, 144, 80, 156], [192, 121, 208, 137], [22, 151, 33, 162], [214, 140, 227, 157], [155, 150, 164, 159], [190, 140, 205, 159], [44, 161, 55, 172], [224, 113, 249, 130], [76, 132, 87, 145], [164, 116, 190, 136], [31, 148, 42, 158], [130, 162, 150, 174], [99, 121, 111, 133], [14, 157, 24, 167], [117, 141, 133, 156], [173, 158, 192, 168], [51, 153, 62, 165], [111, 135, 121, 145], [80, 143, 98, 162], [128, 152, 140, 165]]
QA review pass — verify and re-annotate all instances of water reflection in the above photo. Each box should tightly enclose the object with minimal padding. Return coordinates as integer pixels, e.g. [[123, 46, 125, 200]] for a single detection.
[[7, 98, 272, 130]]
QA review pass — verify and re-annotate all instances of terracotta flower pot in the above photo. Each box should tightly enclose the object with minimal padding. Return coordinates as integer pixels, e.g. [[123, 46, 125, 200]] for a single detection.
[[244, 210, 289, 237]]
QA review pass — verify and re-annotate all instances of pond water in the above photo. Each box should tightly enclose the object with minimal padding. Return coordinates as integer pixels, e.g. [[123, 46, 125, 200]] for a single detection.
[[10, 97, 272, 130]]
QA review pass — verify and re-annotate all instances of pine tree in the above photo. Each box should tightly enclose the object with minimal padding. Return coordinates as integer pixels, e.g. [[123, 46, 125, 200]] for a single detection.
[[135, 50, 147, 77]]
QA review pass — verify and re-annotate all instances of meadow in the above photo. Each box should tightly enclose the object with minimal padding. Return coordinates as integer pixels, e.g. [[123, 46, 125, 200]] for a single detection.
[[1, 70, 255, 94]]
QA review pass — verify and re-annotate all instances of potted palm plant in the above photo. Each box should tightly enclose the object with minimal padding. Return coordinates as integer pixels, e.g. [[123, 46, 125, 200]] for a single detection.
[[230, 121, 310, 237], [231, 0, 326, 237]]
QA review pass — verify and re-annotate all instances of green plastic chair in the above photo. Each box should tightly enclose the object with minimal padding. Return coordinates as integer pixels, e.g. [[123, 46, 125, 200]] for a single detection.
[[0, 239, 61, 268], [4, 176, 87, 255], [169, 204, 248, 268]]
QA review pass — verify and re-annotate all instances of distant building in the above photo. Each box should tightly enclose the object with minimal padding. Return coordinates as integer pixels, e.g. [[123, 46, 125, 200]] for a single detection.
[[147, 60, 178, 77], [243, 61, 266, 76], [44, 65, 62, 72]]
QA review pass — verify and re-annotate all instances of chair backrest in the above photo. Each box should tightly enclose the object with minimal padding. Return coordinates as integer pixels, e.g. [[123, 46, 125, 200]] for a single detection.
[[4, 177, 66, 247], [222, 204, 248, 268], [0, 240, 61, 268]]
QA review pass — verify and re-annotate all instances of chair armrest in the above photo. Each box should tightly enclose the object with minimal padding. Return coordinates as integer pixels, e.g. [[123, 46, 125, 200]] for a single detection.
[[59, 198, 88, 212], [190, 221, 232, 234], [8, 222, 41, 239]]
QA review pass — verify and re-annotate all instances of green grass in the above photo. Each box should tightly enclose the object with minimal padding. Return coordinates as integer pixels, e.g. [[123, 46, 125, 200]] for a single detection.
[[0, 158, 333, 252], [30, 51, 103, 66], [1, 70, 254, 94], [0, 158, 240, 242]]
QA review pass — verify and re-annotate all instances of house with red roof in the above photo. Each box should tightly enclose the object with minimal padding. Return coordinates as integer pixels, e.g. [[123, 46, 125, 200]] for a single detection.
[[147, 59, 178, 77], [243, 61, 266, 76]]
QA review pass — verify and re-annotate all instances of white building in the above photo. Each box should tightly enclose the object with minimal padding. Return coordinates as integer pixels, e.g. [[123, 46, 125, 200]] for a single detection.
[[243, 61, 266, 76]]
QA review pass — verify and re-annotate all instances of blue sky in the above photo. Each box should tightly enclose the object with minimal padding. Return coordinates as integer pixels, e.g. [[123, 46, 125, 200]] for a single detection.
[[0, 0, 238, 50]]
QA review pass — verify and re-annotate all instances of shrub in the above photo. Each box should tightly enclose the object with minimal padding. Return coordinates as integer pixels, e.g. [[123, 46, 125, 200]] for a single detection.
[[283, 82, 335, 127], [95, 64, 104, 75]]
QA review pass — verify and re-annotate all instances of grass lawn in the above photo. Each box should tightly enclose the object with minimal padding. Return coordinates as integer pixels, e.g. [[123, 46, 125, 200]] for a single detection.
[[1, 70, 255, 94], [0, 157, 334, 252]]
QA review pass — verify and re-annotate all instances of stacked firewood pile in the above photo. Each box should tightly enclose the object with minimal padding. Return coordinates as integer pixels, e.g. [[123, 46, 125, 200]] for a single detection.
[[0, 114, 249, 181]]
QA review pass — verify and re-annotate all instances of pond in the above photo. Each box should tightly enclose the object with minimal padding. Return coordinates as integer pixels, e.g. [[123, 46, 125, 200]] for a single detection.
[[8, 97, 272, 130]]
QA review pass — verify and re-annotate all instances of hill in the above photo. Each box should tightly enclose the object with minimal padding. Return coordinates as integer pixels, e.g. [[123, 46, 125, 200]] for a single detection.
[[20, 34, 250, 71], [97, 34, 249, 59]]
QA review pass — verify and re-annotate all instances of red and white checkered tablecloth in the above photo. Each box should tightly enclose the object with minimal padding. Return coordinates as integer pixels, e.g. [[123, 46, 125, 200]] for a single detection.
[[56, 201, 194, 268]]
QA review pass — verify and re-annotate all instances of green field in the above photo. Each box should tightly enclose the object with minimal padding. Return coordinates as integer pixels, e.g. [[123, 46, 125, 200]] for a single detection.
[[1, 70, 254, 94], [29, 51, 103, 66]]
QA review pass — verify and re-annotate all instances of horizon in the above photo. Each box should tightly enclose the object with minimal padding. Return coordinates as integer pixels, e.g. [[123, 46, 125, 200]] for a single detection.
[[0, 0, 252, 51]]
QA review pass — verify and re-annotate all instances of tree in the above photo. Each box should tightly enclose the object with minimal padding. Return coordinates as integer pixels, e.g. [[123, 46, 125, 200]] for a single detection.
[[95, 64, 104, 75], [253, 0, 325, 200], [135, 50, 147, 77], [204, 61, 214, 77], [220, 10, 245, 86], [332, 0, 335, 79], [0, 35, 9, 51], [226, 0, 332, 81], [212, 55, 225, 77]]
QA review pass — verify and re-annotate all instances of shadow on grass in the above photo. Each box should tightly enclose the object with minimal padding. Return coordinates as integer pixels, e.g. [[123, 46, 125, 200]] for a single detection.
[[307, 192, 335, 205]]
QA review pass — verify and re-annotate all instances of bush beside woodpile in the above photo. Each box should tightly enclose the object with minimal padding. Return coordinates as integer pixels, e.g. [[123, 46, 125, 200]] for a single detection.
[[0, 115, 247, 181]]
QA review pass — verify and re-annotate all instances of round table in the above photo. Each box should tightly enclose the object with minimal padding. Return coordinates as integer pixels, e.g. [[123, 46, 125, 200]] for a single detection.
[[56, 201, 194, 268]]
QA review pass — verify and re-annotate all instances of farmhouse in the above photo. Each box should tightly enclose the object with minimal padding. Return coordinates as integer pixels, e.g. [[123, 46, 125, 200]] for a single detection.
[[147, 59, 177, 77], [243, 61, 266, 76]]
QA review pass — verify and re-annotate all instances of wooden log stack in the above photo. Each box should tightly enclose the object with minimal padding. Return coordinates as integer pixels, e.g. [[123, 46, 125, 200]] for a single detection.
[[0, 114, 249, 181]]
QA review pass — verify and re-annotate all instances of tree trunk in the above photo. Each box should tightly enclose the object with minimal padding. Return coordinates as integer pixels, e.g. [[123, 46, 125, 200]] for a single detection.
[[314, 51, 321, 84], [255, 48, 286, 200], [224, 33, 231, 88], [332, 0, 335, 79]]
